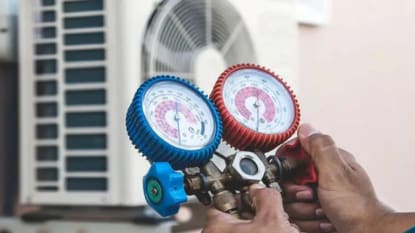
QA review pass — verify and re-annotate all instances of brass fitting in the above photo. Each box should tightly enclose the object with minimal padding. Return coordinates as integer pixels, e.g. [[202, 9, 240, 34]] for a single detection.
[[183, 151, 305, 217]]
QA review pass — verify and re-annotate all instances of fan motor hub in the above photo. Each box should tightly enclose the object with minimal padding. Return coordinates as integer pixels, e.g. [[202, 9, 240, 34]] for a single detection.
[[194, 47, 226, 93]]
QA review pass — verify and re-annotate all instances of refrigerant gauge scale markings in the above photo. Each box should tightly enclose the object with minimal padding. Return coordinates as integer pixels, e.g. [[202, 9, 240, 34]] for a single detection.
[[142, 81, 214, 150], [126, 76, 223, 169], [211, 64, 300, 151]]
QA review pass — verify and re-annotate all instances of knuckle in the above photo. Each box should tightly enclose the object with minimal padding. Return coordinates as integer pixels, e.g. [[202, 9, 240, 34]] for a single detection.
[[308, 134, 338, 157], [309, 134, 335, 150], [253, 187, 273, 198], [254, 188, 281, 202], [339, 148, 356, 160]]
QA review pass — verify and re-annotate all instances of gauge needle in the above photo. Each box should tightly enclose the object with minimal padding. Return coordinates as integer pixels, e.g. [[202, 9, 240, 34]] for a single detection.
[[174, 101, 182, 144], [254, 90, 260, 131]]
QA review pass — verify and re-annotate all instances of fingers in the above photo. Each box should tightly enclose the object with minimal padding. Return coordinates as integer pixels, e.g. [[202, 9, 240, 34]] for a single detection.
[[203, 207, 250, 233], [292, 220, 336, 233], [285, 202, 324, 220], [338, 148, 364, 172], [203, 208, 232, 233], [205, 207, 230, 221], [249, 185, 285, 223], [205, 207, 248, 225], [283, 183, 315, 202], [297, 124, 344, 173]]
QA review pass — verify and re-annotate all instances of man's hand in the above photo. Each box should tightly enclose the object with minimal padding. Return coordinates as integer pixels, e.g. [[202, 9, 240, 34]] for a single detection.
[[290, 124, 392, 233], [283, 182, 334, 233], [202, 184, 300, 233]]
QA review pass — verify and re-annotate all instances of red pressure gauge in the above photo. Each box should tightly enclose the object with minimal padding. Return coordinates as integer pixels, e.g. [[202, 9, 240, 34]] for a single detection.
[[210, 64, 301, 152]]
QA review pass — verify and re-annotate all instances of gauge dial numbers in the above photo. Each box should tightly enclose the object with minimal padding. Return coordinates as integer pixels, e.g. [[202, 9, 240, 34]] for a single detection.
[[126, 76, 222, 169], [143, 81, 215, 150], [210, 64, 300, 151]]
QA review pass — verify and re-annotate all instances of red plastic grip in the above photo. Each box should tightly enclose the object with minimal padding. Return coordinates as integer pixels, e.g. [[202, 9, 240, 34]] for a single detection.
[[275, 138, 318, 185]]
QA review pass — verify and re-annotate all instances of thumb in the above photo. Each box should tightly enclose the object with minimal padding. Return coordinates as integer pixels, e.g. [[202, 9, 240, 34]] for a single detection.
[[205, 207, 243, 223], [249, 184, 286, 223], [297, 124, 343, 173]]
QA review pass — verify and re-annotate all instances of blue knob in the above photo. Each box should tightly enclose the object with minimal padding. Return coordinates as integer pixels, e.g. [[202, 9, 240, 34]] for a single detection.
[[143, 162, 188, 217]]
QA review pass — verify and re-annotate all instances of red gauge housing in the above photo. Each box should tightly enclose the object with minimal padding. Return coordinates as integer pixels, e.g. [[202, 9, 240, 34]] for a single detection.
[[210, 64, 301, 152]]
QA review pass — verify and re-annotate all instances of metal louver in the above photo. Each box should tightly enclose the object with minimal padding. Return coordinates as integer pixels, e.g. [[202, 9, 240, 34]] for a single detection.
[[19, 0, 298, 207], [142, 0, 257, 92]]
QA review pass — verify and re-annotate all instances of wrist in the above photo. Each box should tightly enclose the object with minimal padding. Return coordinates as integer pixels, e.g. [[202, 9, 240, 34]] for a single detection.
[[365, 210, 395, 233], [361, 202, 396, 233], [342, 200, 394, 233], [370, 212, 415, 233]]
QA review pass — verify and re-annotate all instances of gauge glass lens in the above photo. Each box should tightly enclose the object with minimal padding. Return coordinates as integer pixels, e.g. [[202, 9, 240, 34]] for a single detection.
[[240, 158, 258, 175], [223, 69, 295, 134], [143, 81, 216, 150]]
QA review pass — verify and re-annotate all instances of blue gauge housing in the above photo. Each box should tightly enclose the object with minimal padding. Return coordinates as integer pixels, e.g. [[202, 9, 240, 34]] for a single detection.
[[126, 75, 223, 170]]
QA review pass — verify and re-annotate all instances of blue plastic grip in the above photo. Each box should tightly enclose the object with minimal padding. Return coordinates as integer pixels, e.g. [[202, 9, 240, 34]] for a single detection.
[[143, 162, 187, 217]]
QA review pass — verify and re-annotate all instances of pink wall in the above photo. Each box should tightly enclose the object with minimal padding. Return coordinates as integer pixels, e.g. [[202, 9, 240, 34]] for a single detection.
[[298, 1, 415, 211]]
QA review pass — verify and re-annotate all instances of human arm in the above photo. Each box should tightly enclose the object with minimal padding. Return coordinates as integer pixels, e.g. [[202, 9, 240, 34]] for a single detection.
[[286, 124, 415, 233], [283, 182, 335, 233]]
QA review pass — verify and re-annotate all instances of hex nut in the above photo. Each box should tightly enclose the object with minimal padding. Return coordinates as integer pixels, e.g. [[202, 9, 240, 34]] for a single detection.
[[230, 151, 266, 182]]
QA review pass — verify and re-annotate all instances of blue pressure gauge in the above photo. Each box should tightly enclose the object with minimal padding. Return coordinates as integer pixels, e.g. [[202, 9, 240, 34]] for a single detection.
[[126, 75, 223, 169]]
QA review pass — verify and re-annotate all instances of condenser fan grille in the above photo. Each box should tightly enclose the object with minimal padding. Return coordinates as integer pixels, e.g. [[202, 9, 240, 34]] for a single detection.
[[142, 0, 257, 84]]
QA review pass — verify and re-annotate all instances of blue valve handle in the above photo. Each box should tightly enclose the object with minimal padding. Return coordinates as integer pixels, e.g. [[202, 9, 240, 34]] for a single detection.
[[143, 162, 187, 217]]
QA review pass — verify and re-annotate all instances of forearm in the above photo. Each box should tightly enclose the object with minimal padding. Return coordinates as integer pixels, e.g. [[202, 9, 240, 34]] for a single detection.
[[370, 212, 415, 233]]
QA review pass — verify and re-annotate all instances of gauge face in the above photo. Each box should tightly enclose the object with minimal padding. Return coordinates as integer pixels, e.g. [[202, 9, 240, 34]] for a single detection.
[[142, 81, 216, 150], [222, 68, 295, 134]]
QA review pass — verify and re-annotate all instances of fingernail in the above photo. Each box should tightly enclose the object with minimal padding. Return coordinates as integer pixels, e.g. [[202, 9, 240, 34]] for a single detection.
[[320, 223, 334, 232], [299, 123, 320, 139], [295, 190, 313, 200], [286, 139, 298, 146], [315, 208, 325, 217], [250, 183, 265, 190]]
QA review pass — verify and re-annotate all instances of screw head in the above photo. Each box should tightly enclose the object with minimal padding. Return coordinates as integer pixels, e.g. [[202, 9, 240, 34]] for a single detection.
[[146, 178, 163, 204]]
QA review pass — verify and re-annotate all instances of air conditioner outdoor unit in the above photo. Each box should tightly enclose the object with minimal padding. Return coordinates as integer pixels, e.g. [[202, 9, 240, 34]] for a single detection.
[[0, 0, 17, 62], [19, 0, 298, 206]]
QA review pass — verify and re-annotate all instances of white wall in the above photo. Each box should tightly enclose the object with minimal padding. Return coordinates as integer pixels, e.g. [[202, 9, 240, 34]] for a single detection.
[[298, 0, 415, 211]]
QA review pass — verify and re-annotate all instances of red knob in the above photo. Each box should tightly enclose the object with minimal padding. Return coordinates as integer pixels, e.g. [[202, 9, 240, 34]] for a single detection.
[[276, 139, 318, 185]]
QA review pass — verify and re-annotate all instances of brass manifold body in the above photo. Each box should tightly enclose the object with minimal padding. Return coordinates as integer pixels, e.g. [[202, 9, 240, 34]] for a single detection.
[[183, 151, 303, 217]]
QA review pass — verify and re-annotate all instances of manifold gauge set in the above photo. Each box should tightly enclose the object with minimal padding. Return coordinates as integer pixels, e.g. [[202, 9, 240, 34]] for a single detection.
[[126, 64, 317, 217]]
